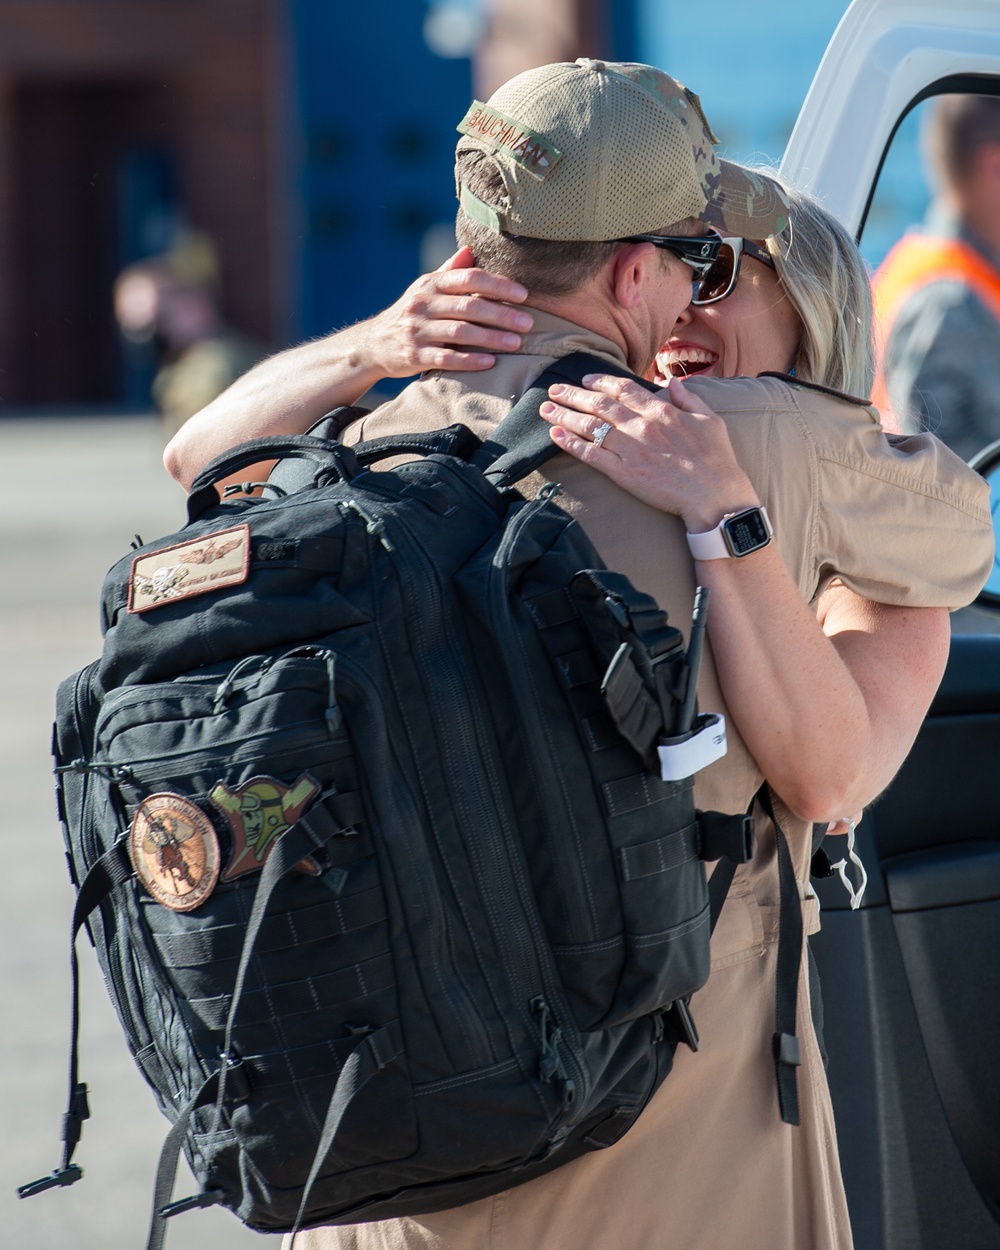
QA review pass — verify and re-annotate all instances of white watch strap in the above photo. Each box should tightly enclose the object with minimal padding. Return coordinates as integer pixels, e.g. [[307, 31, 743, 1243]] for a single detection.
[[685, 523, 732, 560]]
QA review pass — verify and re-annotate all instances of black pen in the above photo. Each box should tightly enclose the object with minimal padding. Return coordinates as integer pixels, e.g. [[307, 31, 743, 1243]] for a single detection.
[[677, 586, 709, 736]]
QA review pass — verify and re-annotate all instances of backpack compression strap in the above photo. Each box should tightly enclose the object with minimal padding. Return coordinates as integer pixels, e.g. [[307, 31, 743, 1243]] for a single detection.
[[18, 835, 133, 1200], [146, 786, 393, 1250], [759, 786, 805, 1127], [678, 790, 801, 1123]]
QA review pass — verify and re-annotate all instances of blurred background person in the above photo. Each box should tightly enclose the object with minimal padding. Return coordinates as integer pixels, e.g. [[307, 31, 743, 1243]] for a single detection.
[[873, 94, 1000, 459], [113, 232, 262, 437]]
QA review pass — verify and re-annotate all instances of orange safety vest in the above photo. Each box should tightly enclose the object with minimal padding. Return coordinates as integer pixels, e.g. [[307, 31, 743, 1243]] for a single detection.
[[871, 233, 1000, 423]]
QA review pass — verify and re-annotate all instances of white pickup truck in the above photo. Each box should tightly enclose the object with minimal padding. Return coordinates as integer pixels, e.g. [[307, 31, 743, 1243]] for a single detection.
[[785, 3, 1000, 1247]]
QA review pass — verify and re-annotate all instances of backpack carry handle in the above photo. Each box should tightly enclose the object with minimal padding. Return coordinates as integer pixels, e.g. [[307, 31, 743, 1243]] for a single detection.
[[352, 422, 482, 467], [267, 422, 485, 498], [186, 435, 363, 524]]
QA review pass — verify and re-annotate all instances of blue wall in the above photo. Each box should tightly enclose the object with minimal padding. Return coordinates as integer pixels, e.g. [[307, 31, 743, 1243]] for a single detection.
[[632, 0, 930, 266], [288, 0, 472, 342], [285, 0, 930, 344], [635, 0, 846, 172]]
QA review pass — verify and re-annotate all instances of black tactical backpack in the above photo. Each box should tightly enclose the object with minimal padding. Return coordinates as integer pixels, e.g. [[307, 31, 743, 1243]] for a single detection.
[[21, 354, 758, 1248]]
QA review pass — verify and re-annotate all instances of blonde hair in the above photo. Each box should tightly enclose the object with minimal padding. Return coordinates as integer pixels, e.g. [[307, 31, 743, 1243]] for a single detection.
[[754, 174, 874, 399]]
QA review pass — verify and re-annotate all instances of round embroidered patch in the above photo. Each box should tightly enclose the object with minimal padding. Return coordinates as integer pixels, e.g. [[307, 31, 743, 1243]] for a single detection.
[[129, 793, 221, 912]]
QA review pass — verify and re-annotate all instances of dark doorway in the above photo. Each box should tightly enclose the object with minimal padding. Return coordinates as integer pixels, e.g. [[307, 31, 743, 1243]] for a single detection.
[[10, 80, 178, 409]]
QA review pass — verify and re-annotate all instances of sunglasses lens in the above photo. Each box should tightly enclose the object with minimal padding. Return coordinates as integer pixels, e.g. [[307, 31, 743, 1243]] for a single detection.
[[693, 243, 738, 305]]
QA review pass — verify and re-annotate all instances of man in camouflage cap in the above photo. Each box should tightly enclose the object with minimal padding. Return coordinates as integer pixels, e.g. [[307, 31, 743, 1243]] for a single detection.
[[455, 58, 788, 245], [311, 55, 791, 421], [432, 57, 789, 385]]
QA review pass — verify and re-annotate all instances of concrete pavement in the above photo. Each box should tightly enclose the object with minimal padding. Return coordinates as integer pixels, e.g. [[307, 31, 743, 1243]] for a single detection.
[[0, 418, 260, 1248]]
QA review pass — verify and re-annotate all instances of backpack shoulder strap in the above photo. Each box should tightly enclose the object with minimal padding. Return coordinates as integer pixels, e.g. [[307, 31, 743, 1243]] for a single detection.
[[473, 351, 659, 489], [758, 786, 804, 1127]]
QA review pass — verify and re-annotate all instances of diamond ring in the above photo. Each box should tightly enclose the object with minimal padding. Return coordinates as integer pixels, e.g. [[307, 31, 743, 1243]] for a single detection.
[[592, 421, 613, 448]]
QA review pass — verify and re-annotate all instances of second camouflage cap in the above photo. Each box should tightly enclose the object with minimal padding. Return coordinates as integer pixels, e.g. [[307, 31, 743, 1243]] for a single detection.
[[456, 59, 789, 242]]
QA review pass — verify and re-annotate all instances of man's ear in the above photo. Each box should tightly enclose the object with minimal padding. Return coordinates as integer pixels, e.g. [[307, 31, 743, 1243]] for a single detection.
[[609, 241, 658, 310]]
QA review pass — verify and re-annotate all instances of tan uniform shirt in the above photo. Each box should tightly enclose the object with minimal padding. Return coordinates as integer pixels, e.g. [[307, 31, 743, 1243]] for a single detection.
[[290, 311, 993, 1250]]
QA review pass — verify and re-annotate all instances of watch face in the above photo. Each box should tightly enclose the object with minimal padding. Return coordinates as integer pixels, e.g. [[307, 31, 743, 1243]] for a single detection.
[[723, 508, 772, 556]]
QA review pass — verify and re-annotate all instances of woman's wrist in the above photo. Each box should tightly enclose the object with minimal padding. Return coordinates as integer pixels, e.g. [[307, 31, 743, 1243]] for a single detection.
[[681, 478, 761, 534], [331, 319, 391, 393], [293, 318, 389, 412]]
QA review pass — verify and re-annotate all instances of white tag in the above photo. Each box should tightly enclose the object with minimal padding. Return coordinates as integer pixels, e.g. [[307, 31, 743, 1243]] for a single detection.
[[830, 819, 868, 909], [657, 713, 728, 782]]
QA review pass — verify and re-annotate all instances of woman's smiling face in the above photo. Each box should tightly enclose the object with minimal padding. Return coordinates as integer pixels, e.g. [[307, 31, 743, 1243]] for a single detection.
[[654, 247, 802, 382]]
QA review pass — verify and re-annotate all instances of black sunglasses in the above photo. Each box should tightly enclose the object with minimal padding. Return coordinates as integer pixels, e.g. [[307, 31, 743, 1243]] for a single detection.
[[620, 233, 776, 305], [620, 233, 722, 279], [690, 236, 777, 306]]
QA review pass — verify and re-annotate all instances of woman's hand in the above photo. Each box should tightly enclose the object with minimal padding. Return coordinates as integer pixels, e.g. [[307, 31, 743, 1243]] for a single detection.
[[539, 373, 756, 531], [540, 371, 951, 825], [361, 247, 533, 378]]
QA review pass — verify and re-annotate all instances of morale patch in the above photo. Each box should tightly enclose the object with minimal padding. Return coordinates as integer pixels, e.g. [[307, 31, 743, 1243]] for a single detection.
[[457, 102, 561, 180], [211, 774, 322, 882], [129, 794, 221, 912], [128, 525, 250, 613]]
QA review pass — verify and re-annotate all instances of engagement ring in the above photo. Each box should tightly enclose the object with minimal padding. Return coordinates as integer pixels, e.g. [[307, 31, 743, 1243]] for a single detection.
[[593, 421, 613, 448]]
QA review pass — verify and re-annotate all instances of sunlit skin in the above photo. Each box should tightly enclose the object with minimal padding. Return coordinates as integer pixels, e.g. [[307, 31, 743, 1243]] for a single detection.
[[652, 248, 801, 383], [537, 242, 803, 534]]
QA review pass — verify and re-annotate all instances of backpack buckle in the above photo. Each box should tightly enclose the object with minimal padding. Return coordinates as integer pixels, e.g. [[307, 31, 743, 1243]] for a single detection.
[[663, 998, 700, 1052], [17, 1165, 84, 1199]]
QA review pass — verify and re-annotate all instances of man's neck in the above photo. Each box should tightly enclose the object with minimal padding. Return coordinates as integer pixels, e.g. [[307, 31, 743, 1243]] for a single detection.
[[527, 291, 652, 376]]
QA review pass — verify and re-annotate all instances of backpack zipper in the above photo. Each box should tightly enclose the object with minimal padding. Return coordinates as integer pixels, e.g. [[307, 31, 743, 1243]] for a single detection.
[[491, 503, 603, 946], [530, 996, 577, 1113], [382, 488, 587, 1118]]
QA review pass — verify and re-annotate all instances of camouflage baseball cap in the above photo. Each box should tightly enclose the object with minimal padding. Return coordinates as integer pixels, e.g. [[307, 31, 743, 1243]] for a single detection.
[[456, 59, 789, 242]]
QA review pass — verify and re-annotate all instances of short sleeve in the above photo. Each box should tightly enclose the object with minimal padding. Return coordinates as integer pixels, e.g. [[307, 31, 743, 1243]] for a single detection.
[[798, 393, 993, 609], [691, 374, 994, 612]]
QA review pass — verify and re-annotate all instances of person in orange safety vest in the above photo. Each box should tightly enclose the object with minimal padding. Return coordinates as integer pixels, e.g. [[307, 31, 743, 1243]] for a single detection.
[[873, 94, 1000, 461]]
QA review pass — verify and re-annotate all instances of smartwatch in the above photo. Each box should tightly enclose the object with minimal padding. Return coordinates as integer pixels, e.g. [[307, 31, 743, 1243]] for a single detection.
[[686, 506, 773, 560]]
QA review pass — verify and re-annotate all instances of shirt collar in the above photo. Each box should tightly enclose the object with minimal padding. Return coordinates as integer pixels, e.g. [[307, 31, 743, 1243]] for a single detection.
[[516, 307, 632, 371]]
